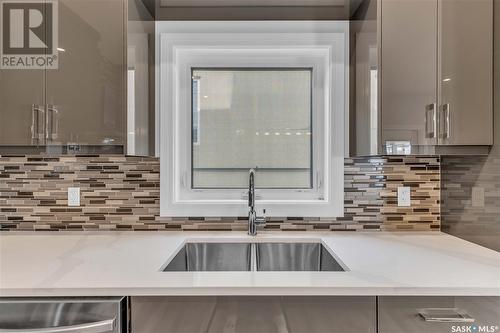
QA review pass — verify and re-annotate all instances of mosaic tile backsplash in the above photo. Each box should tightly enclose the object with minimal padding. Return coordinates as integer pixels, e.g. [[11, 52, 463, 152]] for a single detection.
[[441, 155, 500, 252], [0, 155, 440, 232]]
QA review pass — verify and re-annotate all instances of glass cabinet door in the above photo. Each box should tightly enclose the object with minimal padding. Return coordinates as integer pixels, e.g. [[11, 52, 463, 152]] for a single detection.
[[45, 0, 126, 149]]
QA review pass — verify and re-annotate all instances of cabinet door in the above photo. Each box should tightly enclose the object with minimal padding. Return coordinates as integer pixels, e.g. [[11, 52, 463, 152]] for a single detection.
[[438, 0, 493, 145], [131, 296, 377, 333], [45, 0, 125, 147], [0, 0, 47, 148], [378, 296, 500, 333], [0, 70, 45, 146], [381, 0, 438, 148]]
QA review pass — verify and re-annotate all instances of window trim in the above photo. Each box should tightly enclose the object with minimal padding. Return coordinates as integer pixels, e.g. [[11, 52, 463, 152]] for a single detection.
[[158, 21, 348, 217], [177, 51, 326, 202]]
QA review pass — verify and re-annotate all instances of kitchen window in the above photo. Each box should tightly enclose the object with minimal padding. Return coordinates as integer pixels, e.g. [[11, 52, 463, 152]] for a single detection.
[[158, 22, 348, 217], [191, 68, 313, 190]]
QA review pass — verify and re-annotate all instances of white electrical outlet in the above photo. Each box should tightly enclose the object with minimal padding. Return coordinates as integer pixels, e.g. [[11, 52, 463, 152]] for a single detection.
[[68, 187, 80, 207], [471, 186, 485, 208], [397, 187, 411, 207]]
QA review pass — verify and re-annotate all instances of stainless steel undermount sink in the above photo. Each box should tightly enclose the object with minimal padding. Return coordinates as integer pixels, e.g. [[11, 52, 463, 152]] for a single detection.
[[163, 243, 252, 271], [162, 242, 346, 272], [255, 242, 344, 271]]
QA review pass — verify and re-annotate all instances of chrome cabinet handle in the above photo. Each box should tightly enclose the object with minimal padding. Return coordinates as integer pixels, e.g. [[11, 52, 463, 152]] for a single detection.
[[31, 104, 45, 145], [441, 103, 450, 139], [46, 104, 59, 141], [425, 103, 437, 139], [0, 318, 115, 333], [31, 104, 39, 143], [418, 308, 475, 323]]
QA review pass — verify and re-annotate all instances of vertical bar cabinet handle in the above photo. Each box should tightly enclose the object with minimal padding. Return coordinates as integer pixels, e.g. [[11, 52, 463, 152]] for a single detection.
[[442, 103, 451, 139], [31, 104, 45, 145], [425, 103, 437, 139], [31, 104, 39, 144], [46, 104, 59, 141]]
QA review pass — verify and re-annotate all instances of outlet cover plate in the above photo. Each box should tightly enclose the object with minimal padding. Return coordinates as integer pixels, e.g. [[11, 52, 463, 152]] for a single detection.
[[397, 187, 411, 207], [471, 186, 485, 208], [68, 187, 80, 207]]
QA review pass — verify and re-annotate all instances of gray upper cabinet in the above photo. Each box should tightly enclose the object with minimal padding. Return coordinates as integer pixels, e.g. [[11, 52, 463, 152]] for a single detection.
[[438, 0, 493, 146], [45, 0, 126, 148], [0, 0, 126, 154], [127, 0, 155, 156], [351, 0, 494, 156], [381, 0, 438, 148], [382, 0, 494, 152]]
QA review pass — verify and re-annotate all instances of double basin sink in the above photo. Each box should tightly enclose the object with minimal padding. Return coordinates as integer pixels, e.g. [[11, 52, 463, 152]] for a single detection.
[[163, 242, 346, 272]]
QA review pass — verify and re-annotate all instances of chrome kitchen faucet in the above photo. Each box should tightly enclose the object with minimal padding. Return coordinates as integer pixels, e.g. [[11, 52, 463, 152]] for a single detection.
[[248, 168, 266, 236]]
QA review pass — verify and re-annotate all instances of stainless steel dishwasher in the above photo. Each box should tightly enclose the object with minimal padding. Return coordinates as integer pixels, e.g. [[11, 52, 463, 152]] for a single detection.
[[0, 297, 127, 333]]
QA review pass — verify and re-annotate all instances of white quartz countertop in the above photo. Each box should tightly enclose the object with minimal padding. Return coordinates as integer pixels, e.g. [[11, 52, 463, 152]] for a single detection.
[[0, 232, 499, 297]]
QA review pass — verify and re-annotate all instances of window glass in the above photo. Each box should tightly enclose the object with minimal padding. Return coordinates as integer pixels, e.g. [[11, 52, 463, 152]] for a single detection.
[[191, 68, 312, 189]]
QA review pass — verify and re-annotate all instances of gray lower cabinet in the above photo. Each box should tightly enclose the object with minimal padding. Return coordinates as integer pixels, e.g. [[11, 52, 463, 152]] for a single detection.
[[378, 296, 500, 333], [131, 296, 499, 333], [131, 296, 377, 333]]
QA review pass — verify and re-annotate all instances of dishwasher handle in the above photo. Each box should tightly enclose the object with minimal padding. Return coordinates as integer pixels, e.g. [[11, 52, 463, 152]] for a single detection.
[[0, 318, 115, 333]]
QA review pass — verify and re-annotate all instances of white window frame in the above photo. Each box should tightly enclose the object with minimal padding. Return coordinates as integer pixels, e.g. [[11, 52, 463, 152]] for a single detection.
[[158, 21, 348, 217]]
